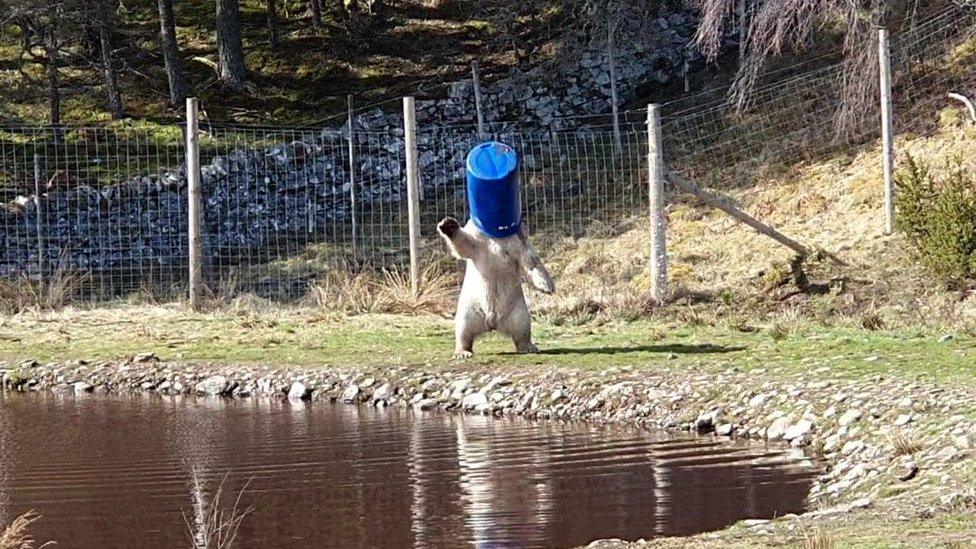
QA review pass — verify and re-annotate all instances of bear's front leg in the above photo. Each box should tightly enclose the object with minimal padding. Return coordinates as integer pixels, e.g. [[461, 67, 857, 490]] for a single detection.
[[437, 217, 479, 260]]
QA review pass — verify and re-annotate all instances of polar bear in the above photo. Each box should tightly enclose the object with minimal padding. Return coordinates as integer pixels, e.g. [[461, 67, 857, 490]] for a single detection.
[[437, 216, 555, 358]]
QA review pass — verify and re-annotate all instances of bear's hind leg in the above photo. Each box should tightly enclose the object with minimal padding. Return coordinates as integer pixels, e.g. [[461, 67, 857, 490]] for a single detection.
[[500, 300, 538, 354], [454, 306, 487, 359]]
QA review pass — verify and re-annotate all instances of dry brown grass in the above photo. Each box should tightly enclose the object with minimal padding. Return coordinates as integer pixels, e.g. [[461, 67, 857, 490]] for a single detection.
[[801, 526, 836, 549], [0, 265, 87, 315], [185, 472, 252, 549], [304, 258, 457, 315], [0, 511, 53, 549], [891, 431, 925, 456]]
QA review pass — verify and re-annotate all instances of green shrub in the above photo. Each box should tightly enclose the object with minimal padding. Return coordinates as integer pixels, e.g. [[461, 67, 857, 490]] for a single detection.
[[896, 155, 976, 287]]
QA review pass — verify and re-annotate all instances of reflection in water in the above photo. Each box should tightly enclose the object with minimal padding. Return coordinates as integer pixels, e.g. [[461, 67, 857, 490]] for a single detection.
[[0, 393, 817, 548]]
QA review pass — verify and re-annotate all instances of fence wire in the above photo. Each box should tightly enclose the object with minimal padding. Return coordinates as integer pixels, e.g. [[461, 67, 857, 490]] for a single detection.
[[0, 5, 974, 305]]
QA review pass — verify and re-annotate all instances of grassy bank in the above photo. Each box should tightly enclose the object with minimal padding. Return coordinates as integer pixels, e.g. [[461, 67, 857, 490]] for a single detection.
[[1, 306, 974, 385], [594, 508, 976, 548]]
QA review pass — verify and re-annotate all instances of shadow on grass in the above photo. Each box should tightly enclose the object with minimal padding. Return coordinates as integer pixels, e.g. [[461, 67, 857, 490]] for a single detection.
[[499, 344, 747, 357]]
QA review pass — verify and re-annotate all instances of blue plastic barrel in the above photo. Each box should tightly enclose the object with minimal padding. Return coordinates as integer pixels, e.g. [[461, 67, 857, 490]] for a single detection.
[[465, 141, 522, 238]]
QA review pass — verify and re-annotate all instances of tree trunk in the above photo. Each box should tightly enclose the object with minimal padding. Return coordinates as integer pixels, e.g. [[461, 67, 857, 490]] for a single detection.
[[216, 0, 247, 92], [267, 0, 279, 48], [45, 15, 61, 126], [310, 0, 323, 30], [98, 5, 125, 119], [157, 0, 189, 104]]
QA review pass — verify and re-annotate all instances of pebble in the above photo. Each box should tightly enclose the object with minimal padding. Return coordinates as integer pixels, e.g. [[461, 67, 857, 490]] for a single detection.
[[415, 398, 438, 411], [893, 413, 913, 427], [953, 434, 974, 450], [132, 352, 158, 363], [850, 497, 872, 509], [461, 392, 489, 410], [288, 381, 309, 401], [841, 440, 865, 456], [898, 462, 919, 482], [783, 419, 813, 441], [748, 393, 769, 407], [195, 375, 229, 396], [695, 412, 717, 433], [838, 408, 862, 426], [372, 383, 394, 403], [341, 384, 360, 403], [766, 417, 792, 440]]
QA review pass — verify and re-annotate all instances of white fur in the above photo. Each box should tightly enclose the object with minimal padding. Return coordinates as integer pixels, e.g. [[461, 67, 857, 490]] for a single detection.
[[437, 217, 555, 358]]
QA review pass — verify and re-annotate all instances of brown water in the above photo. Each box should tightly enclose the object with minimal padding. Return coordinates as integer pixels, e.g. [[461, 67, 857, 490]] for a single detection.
[[0, 393, 817, 548]]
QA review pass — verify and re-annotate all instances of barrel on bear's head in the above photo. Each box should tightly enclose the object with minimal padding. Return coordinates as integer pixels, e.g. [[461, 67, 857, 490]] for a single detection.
[[465, 141, 521, 238]]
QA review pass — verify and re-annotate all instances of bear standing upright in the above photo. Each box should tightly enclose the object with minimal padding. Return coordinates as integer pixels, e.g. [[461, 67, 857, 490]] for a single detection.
[[437, 142, 554, 358]]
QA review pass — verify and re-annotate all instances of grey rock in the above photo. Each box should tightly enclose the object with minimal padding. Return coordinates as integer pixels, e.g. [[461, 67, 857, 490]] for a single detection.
[[288, 381, 310, 401], [850, 498, 871, 509], [748, 393, 769, 407], [897, 462, 919, 481], [784, 419, 814, 441], [342, 384, 360, 403], [953, 433, 974, 449], [838, 409, 863, 426], [195, 375, 229, 396], [841, 440, 865, 456], [461, 392, 489, 410], [372, 382, 394, 402], [695, 411, 717, 433], [766, 417, 792, 440], [894, 413, 913, 427]]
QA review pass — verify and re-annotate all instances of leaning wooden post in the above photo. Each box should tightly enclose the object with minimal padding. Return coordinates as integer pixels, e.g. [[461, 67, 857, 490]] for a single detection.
[[403, 97, 421, 300], [647, 104, 667, 302], [878, 28, 895, 235], [186, 97, 204, 310], [608, 23, 622, 155], [471, 61, 486, 140], [33, 154, 45, 290], [737, 0, 747, 66], [347, 94, 358, 256]]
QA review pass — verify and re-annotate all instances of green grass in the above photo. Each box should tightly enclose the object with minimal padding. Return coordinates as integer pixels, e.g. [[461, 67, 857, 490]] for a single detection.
[[1, 307, 973, 384]]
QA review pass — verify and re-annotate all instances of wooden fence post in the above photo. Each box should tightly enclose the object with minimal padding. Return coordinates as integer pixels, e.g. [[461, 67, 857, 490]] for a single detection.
[[186, 97, 204, 310], [471, 61, 486, 140], [608, 24, 622, 155], [347, 94, 358, 256], [879, 28, 895, 235], [403, 97, 421, 300], [647, 104, 667, 302], [33, 154, 44, 289]]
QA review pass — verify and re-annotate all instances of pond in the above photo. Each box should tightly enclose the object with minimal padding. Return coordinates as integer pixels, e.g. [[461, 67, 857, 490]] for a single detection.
[[0, 393, 817, 547]]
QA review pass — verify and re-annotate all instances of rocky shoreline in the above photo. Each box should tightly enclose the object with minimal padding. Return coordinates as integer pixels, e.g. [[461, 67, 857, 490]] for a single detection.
[[2, 354, 974, 530]]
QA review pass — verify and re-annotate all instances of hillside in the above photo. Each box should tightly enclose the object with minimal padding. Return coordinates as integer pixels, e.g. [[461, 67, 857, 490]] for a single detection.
[[531, 107, 976, 329], [0, 0, 694, 126]]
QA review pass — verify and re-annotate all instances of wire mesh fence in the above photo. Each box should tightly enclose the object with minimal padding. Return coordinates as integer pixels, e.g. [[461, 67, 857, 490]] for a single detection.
[[0, 125, 187, 303], [1, 5, 974, 307]]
